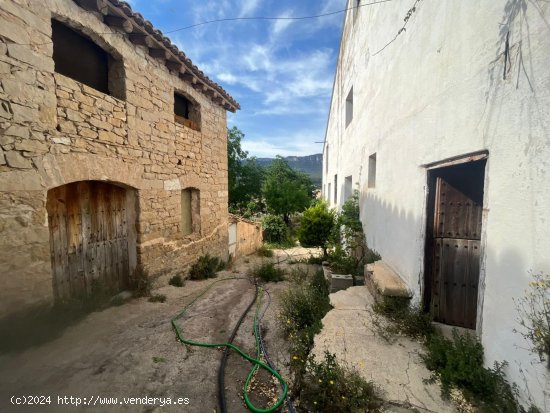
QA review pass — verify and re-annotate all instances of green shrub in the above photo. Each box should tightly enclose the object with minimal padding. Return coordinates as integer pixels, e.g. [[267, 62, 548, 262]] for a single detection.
[[423, 330, 521, 412], [373, 296, 434, 339], [148, 294, 166, 303], [251, 262, 285, 283], [281, 270, 331, 341], [300, 351, 380, 413], [168, 274, 184, 287], [257, 245, 274, 257], [298, 200, 336, 257], [262, 214, 288, 244], [327, 246, 361, 275], [189, 254, 223, 280]]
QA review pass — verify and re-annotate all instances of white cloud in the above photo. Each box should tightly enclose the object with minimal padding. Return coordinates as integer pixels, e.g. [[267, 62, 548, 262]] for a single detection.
[[239, 0, 261, 17]]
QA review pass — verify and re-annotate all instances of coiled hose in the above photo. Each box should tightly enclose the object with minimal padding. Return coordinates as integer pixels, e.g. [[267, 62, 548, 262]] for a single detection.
[[171, 277, 288, 413]]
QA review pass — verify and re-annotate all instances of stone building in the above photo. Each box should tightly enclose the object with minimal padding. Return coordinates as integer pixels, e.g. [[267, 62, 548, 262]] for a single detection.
[[323, 0, 549, 408], [0, 0, 239, 316]]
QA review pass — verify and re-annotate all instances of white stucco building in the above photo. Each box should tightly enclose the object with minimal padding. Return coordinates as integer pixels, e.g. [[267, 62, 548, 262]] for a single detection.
[[323, 0, 549, 408]]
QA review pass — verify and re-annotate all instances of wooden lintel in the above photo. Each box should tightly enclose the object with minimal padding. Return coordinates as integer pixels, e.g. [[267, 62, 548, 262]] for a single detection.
[[129, 33, 155, 48], [149, 47, 170, 60], [104, 15, 133, 33], [166, 60, 182, 72], [75, 0, 108, 14]]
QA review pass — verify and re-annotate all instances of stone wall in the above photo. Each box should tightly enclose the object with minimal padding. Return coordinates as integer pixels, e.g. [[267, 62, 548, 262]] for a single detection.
[[228, 215, 263, 259], [0, 0, 230, 315]]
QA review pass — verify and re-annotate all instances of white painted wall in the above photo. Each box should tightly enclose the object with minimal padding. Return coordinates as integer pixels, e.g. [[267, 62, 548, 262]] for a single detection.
[[323, 0, 550, 408]]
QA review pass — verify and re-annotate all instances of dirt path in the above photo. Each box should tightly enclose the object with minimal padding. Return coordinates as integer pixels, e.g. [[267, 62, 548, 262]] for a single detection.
[[0, 254, 298, 413]]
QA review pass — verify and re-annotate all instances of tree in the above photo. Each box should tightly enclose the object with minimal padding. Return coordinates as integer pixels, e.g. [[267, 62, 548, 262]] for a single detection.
[[227, 127, 265, 214], [262, 156, 314, 223], [298, 201, 336, 258]]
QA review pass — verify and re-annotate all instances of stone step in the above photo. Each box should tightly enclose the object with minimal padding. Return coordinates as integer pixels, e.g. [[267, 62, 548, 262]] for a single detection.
[[365, 261, 412, 301]]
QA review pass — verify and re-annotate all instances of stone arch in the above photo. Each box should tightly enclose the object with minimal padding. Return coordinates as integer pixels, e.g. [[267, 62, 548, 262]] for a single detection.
[[46, 180, 138, 301]]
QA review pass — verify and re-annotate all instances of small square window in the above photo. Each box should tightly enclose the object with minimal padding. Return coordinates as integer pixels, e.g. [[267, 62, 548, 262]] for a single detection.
[[174, 92, 201, 131]]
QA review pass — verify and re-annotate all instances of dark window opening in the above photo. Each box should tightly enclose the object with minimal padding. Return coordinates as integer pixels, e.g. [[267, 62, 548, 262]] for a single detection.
[[345, 87, 353, 127], [368, 153, 377, 188], [174, 92, 201, 131], [334, 174, 338, 204], [52, 20, 124, 99]]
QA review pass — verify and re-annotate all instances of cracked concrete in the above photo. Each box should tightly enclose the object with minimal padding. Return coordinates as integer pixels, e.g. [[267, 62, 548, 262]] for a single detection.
[[312, 286, 457, 413]]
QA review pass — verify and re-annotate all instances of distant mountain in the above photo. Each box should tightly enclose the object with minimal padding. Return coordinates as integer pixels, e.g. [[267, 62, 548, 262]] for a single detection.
[[256, 154, 323, 187]]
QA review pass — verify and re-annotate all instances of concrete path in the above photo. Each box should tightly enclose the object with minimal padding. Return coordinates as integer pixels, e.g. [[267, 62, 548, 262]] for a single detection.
[[312, 286, 457, 413]]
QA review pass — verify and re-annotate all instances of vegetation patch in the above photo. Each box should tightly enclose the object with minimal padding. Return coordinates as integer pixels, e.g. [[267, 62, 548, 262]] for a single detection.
[[262, 214, 289, 244], [250, 262, 285, 283], [188, 254, 224, 280], [372, 296, 540, 412], [373, 296, 434, 340], [256, 244, 274, 257], [129, 270, 152, 298], [423, 331, 526, 413], [300, 351, 381, 413], [168, 274, 184, 287], [514, 272, 550, 368], [148, 294, 166, 303]]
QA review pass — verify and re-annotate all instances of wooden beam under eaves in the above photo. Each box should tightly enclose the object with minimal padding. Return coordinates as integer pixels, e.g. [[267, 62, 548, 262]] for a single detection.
[[75, 0, 108, 14], [149, 47, 171, 60], [129, 33, 155, 48], [104, 15, 133, 33], [166, 60, 183, 72]]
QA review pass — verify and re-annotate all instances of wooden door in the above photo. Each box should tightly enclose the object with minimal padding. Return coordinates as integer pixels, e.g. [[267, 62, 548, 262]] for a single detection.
[[47, 181, 134, 300], [429, 161, 485, 329]]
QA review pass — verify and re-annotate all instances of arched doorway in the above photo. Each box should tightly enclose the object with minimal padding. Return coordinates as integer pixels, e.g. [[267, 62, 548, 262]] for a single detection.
[[46, 181, 137, 300]]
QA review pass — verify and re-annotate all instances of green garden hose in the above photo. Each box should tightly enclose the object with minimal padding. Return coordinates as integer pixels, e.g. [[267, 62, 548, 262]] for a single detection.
[[171, 277, 288, 413]]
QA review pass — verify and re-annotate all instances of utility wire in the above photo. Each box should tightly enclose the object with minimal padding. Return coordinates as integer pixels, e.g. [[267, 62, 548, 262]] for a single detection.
[[165, 0, 394, 33], [9, 0, 394, 46]]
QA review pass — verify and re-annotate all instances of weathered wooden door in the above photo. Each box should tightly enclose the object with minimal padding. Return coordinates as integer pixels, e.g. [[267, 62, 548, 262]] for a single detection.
[[46, 181, 136, 300], [428, 160, 485, 329]]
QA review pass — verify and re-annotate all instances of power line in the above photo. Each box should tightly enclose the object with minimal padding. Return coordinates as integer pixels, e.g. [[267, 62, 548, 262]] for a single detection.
[[165, 0, 394, 33], [10, 0, 394, 47]]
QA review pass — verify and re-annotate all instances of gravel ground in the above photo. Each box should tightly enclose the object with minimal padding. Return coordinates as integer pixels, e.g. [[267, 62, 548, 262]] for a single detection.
[[0, 250, 321, 413]]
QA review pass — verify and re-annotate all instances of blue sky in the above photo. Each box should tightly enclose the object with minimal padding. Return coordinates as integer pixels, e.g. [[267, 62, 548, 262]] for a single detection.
[[125, 0, 346, 157]]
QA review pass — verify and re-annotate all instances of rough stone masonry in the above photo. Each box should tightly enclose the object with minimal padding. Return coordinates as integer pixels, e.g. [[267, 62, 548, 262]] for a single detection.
[[0, 0, 239, 316]]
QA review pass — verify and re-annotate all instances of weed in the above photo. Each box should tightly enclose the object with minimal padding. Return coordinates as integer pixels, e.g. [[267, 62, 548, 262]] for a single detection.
[[423, 330, 521, 413], [514, 272, 550, 367], [250, 262, 285, 283], [152, 356, 166, 363], [148, 294, 166, 303], [257, 245, 274, 257], [110, 295, 126, 307], [168, 274, 184, 287], [300, 351, 381, 412], [373, 296, 434, 340], [129, 270, 152, 298], [189, 254, 223, 280]]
